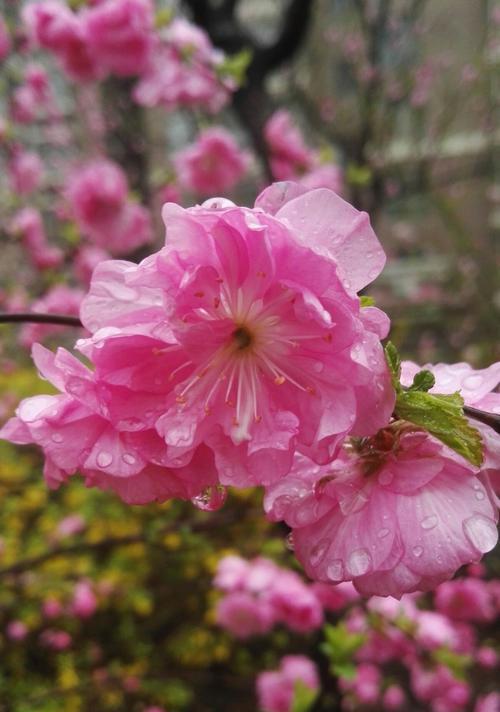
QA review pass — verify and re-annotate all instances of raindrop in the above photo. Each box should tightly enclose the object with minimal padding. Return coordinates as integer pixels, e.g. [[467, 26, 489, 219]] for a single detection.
[[122, 453, 136, 465], [377, 527, 390, 539], [285, 532, 295, 551], [191, 485, 227, 512], [347, 548, 372, 577], [96, 451, 113, 468], [475, 490, 485, 501], [420, 515, 438, 530], [51, 433, 63, 443], [378, 470, 393, 486], [326, 559, 344, 582], [412, 545, 424, 557], [463, 515, 498, 553], [310, 538, 330, 567]]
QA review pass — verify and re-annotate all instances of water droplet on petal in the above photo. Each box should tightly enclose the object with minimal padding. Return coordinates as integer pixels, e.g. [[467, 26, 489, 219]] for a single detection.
[[378, 470, 393, 486], [191, 485, 227, 512], [51, 433, 63, 443], [347, 548, 372, 577], [475, 490, 485, 501], [285, 532, 295, 551], [122, 453, 136, 465], [463, 514, 498, 553], [310, 538, 330, 567], [412, 545, 424, 557], [378, 527, 390, 539], [326, 559, 344, 582], [96, 451, 113, 468], [420, 515, 438, 530]]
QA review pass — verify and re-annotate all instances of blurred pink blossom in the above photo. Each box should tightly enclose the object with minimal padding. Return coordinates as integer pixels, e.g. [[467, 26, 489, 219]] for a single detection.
[[257, 656, 319, 712]]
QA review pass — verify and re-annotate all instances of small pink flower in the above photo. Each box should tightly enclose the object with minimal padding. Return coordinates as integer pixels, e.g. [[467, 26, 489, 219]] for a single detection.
[[83, 0, 154, 77], [70, 580, 97, 618], [134, 19, 231, 112], [434, 578, 495, 622], [8, 149, 43, 195], [299, 164, 344, 196], [475, 693, 500, 712], [264, 571, 323, 633], [310, 581, 359, 611], [0, 14, 11, 61], [216, 591, 275, 638], [74, 246, 111, 286], [66, 158, 127, 234], [42, 598, 63, 619], [213, 555, 251, 592], [414, 610, 457, 650], [256, 656, 319, 712], [266, 425, 498, 598], [339, 662, 380, 705], [40, 628, 72, 651], [383, 685, 406, 710], [10, 207, 64, 271], [174, 127, 249, 196], [6, 620, 28, 641], [264, 110, 316, 180], [476, 646, 497, 668]]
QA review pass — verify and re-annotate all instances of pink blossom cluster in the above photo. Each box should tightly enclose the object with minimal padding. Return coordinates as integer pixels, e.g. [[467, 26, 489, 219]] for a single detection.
[[7, 147, 44, 196], [264, 110, 344, 194], [23, 0, 155, 82], [173, 127, 250, 197], [133, 18, 232, 113], [256, 655, 319, 712], [1, 183, 499, 598], [9, 207, 64, 271], [214, 555, 323, 637], [65, 158, 152, 255], [10, 64, 52, 125]]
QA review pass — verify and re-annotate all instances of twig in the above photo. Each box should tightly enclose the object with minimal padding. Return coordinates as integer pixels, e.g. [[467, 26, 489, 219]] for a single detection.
[[0, 313, 83, 327]]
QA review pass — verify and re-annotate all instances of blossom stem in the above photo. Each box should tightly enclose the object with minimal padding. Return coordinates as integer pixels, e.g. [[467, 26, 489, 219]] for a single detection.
[[463, 405, 500, 435], [0, 312, 83, 327]]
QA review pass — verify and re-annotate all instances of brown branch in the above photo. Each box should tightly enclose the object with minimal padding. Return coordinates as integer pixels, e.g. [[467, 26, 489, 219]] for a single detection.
[[464, 406, 500, 435], [0, 313, 83, 327]]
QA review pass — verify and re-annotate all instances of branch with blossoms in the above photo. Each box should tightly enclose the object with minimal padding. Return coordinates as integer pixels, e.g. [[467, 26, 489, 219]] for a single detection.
[[2, 180, 499, 603]]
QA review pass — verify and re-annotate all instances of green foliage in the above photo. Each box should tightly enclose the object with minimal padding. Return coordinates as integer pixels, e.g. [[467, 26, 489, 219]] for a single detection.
[[291, 680, 318, 712], [384, 342, 484, 466], [359, 295, 375, 307], [320, 623, 366, 679], [216, 49, 253, 87], [345, 163, 372, 187]]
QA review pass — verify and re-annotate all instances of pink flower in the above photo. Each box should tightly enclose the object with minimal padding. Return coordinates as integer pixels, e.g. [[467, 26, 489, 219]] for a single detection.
[[216, 591, 275, 638], [10, 207, 64, 271], [264, 571, 323, 633], [56, 514, 86, 538], [174, 127, 249, 196], [339, 662, 380, 705], [42, 598, 63, 619], [411, 663, 470, 712], [414, 610, 457, 650], [23, 1, 99, 82], [79, 185, 391, 486], [264, 110, 316, 180], [8, 149, 43, 195], [18, 286, 84, 348], [383, 685, 406, 710], [256, 656, 319, 712], [133, 19, 231, 112], [265, 425, 498, 598], [0, 14, 11, 61], [434, 578, 495, 622], [40, 629, 72, 651], [214, 555, 251, 592], [310, 581, 359, 611], [66, 159, 128, 233], [83, 0, 154, 77], [476, 647, 497, 668], [66, 159, 152, 254], [70, 580, 97, 618], [0, 342, 219, 505], [6, 620, 28, 641], [475, 693, 500, 712]]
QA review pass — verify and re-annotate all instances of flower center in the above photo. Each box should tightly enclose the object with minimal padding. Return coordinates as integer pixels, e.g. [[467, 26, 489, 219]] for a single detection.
[[232, 325, 253, 351]]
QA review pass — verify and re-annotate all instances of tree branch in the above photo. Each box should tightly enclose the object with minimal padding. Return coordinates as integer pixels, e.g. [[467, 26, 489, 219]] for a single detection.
[[0, 313, 83, 327]]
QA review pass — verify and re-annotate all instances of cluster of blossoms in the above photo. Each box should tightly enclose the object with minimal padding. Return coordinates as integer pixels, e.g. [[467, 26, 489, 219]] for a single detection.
[[264, 110, 344, 194], [1, 181, 499, 599], [214, 555, 324, 637], [214, 556, 499, 712], [22, 0, 231, 111]]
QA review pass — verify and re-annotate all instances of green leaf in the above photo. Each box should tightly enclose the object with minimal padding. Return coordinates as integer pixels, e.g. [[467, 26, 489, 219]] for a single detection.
[[332, 663, 357, 680], [360, 295, 375, 307], [407, 369, 435, 392], [384, 341, 401, 391], [394, 390, 483, 466], [346, 163, 373, 187], [155, 8, 174, 28], [291, 680, 318, 712], [216, 49, 252, 87]]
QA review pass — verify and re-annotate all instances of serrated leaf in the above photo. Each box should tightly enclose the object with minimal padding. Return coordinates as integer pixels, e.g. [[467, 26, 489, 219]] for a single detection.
[[360, 295, 375, 307], [384, 341, 401, 390], [291, 680, 318, 712], [408, 369, 435, 392], [394, 390, 483, 466]]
